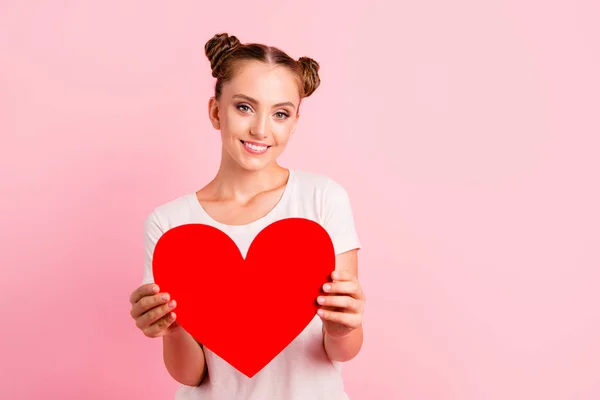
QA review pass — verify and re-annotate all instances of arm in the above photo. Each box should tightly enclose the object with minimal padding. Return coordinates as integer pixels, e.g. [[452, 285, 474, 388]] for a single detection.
[[163, 325, 208, 386], [141, 212, 208, 386], [319, 249, 365, 362], [323, 321, 364, 362], [129, 283, 208, 387]]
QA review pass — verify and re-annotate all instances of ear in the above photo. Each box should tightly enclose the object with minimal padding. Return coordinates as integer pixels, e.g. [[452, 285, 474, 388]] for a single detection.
[[208, 97, 220, 130]]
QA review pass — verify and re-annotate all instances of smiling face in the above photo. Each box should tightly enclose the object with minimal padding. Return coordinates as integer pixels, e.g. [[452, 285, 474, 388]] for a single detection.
[[208, 60, 302, 172]]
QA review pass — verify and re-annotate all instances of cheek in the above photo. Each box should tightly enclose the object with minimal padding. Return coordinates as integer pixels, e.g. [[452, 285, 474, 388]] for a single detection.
[[272, 121, 294, 144], [222, 113, 247, 137]]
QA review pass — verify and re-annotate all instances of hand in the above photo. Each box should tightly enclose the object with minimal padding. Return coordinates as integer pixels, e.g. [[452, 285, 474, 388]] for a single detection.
[[129, 283, 179, 338], [317, 270, 366, 338]]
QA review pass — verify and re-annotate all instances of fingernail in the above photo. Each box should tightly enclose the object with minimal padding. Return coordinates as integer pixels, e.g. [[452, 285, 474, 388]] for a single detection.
[[323, 284, 331, 292], [153, 285, 159, 293], [161, 294, 169, 301], [318, 309, 325, 316], [168, 300, 176, 309], [317, 296, 325, 304], [332, 271, 339, 279]]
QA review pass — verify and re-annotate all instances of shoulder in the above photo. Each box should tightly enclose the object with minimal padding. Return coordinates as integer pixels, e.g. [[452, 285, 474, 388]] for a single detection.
[[292, 170, 361, 254], [144, 193, 196, 233], [292, 169, 351, 200], [291, 169, 355, 221]]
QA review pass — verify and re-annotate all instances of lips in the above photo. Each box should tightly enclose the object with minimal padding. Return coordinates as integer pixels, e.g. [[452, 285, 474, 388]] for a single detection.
[[241, 140, 271, 148], [241, 140, 270, 154]]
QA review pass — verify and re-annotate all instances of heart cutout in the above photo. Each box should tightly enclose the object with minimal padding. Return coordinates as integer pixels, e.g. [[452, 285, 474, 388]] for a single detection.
[[152, 217, 335, 378]]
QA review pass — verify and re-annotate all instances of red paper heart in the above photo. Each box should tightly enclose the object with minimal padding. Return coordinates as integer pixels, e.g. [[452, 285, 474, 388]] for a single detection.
[[152, 217, 335, 378]]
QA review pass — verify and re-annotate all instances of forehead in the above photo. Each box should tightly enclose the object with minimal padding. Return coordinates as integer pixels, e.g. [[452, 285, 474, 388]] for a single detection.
[[224, 60, 300, 104]]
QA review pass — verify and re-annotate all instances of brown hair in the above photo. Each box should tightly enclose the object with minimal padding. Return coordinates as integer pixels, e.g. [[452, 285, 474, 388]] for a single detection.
[[204, 33, 321, 102]]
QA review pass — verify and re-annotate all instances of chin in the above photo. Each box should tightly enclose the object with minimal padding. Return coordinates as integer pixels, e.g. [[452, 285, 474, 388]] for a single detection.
[[236, 140, 280, 170], [236, 157, 273, 172]]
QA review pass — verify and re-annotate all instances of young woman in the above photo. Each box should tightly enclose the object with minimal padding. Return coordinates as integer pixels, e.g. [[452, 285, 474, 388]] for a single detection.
[[129, 33, 366, 400]]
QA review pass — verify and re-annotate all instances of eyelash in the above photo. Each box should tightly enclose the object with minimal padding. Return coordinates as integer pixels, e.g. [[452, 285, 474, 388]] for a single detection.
[[236, 104, 289, 120]]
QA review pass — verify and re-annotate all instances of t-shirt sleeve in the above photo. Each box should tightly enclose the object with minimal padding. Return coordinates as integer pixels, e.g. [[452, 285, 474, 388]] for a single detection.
[[321, 178, 362, 255], [142, 210, 164, 285]]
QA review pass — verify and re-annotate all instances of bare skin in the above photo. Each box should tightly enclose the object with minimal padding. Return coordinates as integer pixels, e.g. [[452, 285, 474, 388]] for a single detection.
[[129, 284, 207, 386], [129, 60, 365, 387]]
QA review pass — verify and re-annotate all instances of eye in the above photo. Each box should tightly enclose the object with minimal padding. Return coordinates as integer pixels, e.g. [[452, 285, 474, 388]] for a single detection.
[[275, 111, 289, 119], [236, 104, 252, 113]]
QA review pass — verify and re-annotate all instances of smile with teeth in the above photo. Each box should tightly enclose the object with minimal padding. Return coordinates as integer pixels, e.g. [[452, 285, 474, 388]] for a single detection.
[[241, 140, 270, 152]]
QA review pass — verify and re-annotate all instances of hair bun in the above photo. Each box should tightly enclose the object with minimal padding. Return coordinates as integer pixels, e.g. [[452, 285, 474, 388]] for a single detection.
[[205, 33, 241, 78], [298, 57, 321, 97]]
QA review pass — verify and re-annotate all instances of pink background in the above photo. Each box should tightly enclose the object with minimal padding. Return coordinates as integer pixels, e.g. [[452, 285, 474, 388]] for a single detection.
[[1, 1, 599, 399]]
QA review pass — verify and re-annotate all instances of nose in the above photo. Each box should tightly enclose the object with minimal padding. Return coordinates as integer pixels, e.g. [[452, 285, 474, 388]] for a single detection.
[[250, 114, 268, 138]]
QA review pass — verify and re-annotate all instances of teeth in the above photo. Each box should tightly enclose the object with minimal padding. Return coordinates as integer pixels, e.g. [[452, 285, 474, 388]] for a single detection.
[[244, 141, 267, 151]]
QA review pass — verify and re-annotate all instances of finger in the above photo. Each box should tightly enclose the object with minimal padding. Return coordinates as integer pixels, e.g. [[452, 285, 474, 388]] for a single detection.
[[143, 311, 177, 338], [130, 292, 170, 319], [323, 281, 361, 297], [318, 308, 362, 329], [136, 299, 177, 329], [331, 270, 357, 282], [130, 284, 159, 305], [317, 295, 358, 311]]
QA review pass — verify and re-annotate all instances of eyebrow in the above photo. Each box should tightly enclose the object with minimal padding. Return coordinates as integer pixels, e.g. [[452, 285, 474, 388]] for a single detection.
[[232, 94, 296, 110]]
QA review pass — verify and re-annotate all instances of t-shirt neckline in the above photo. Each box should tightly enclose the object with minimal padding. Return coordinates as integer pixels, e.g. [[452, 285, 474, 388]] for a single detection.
[[189, 168, 295, 231]]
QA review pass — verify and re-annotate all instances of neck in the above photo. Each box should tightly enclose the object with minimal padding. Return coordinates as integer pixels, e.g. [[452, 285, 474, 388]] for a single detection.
[[209, 152, 289, 202]]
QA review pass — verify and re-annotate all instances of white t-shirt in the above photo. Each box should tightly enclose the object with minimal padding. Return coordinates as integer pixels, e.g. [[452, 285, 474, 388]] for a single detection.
[[142, 169, 361, 400]]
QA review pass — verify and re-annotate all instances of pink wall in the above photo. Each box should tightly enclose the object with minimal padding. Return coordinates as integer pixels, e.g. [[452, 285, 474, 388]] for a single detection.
[[2, 1, 599, 399]]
